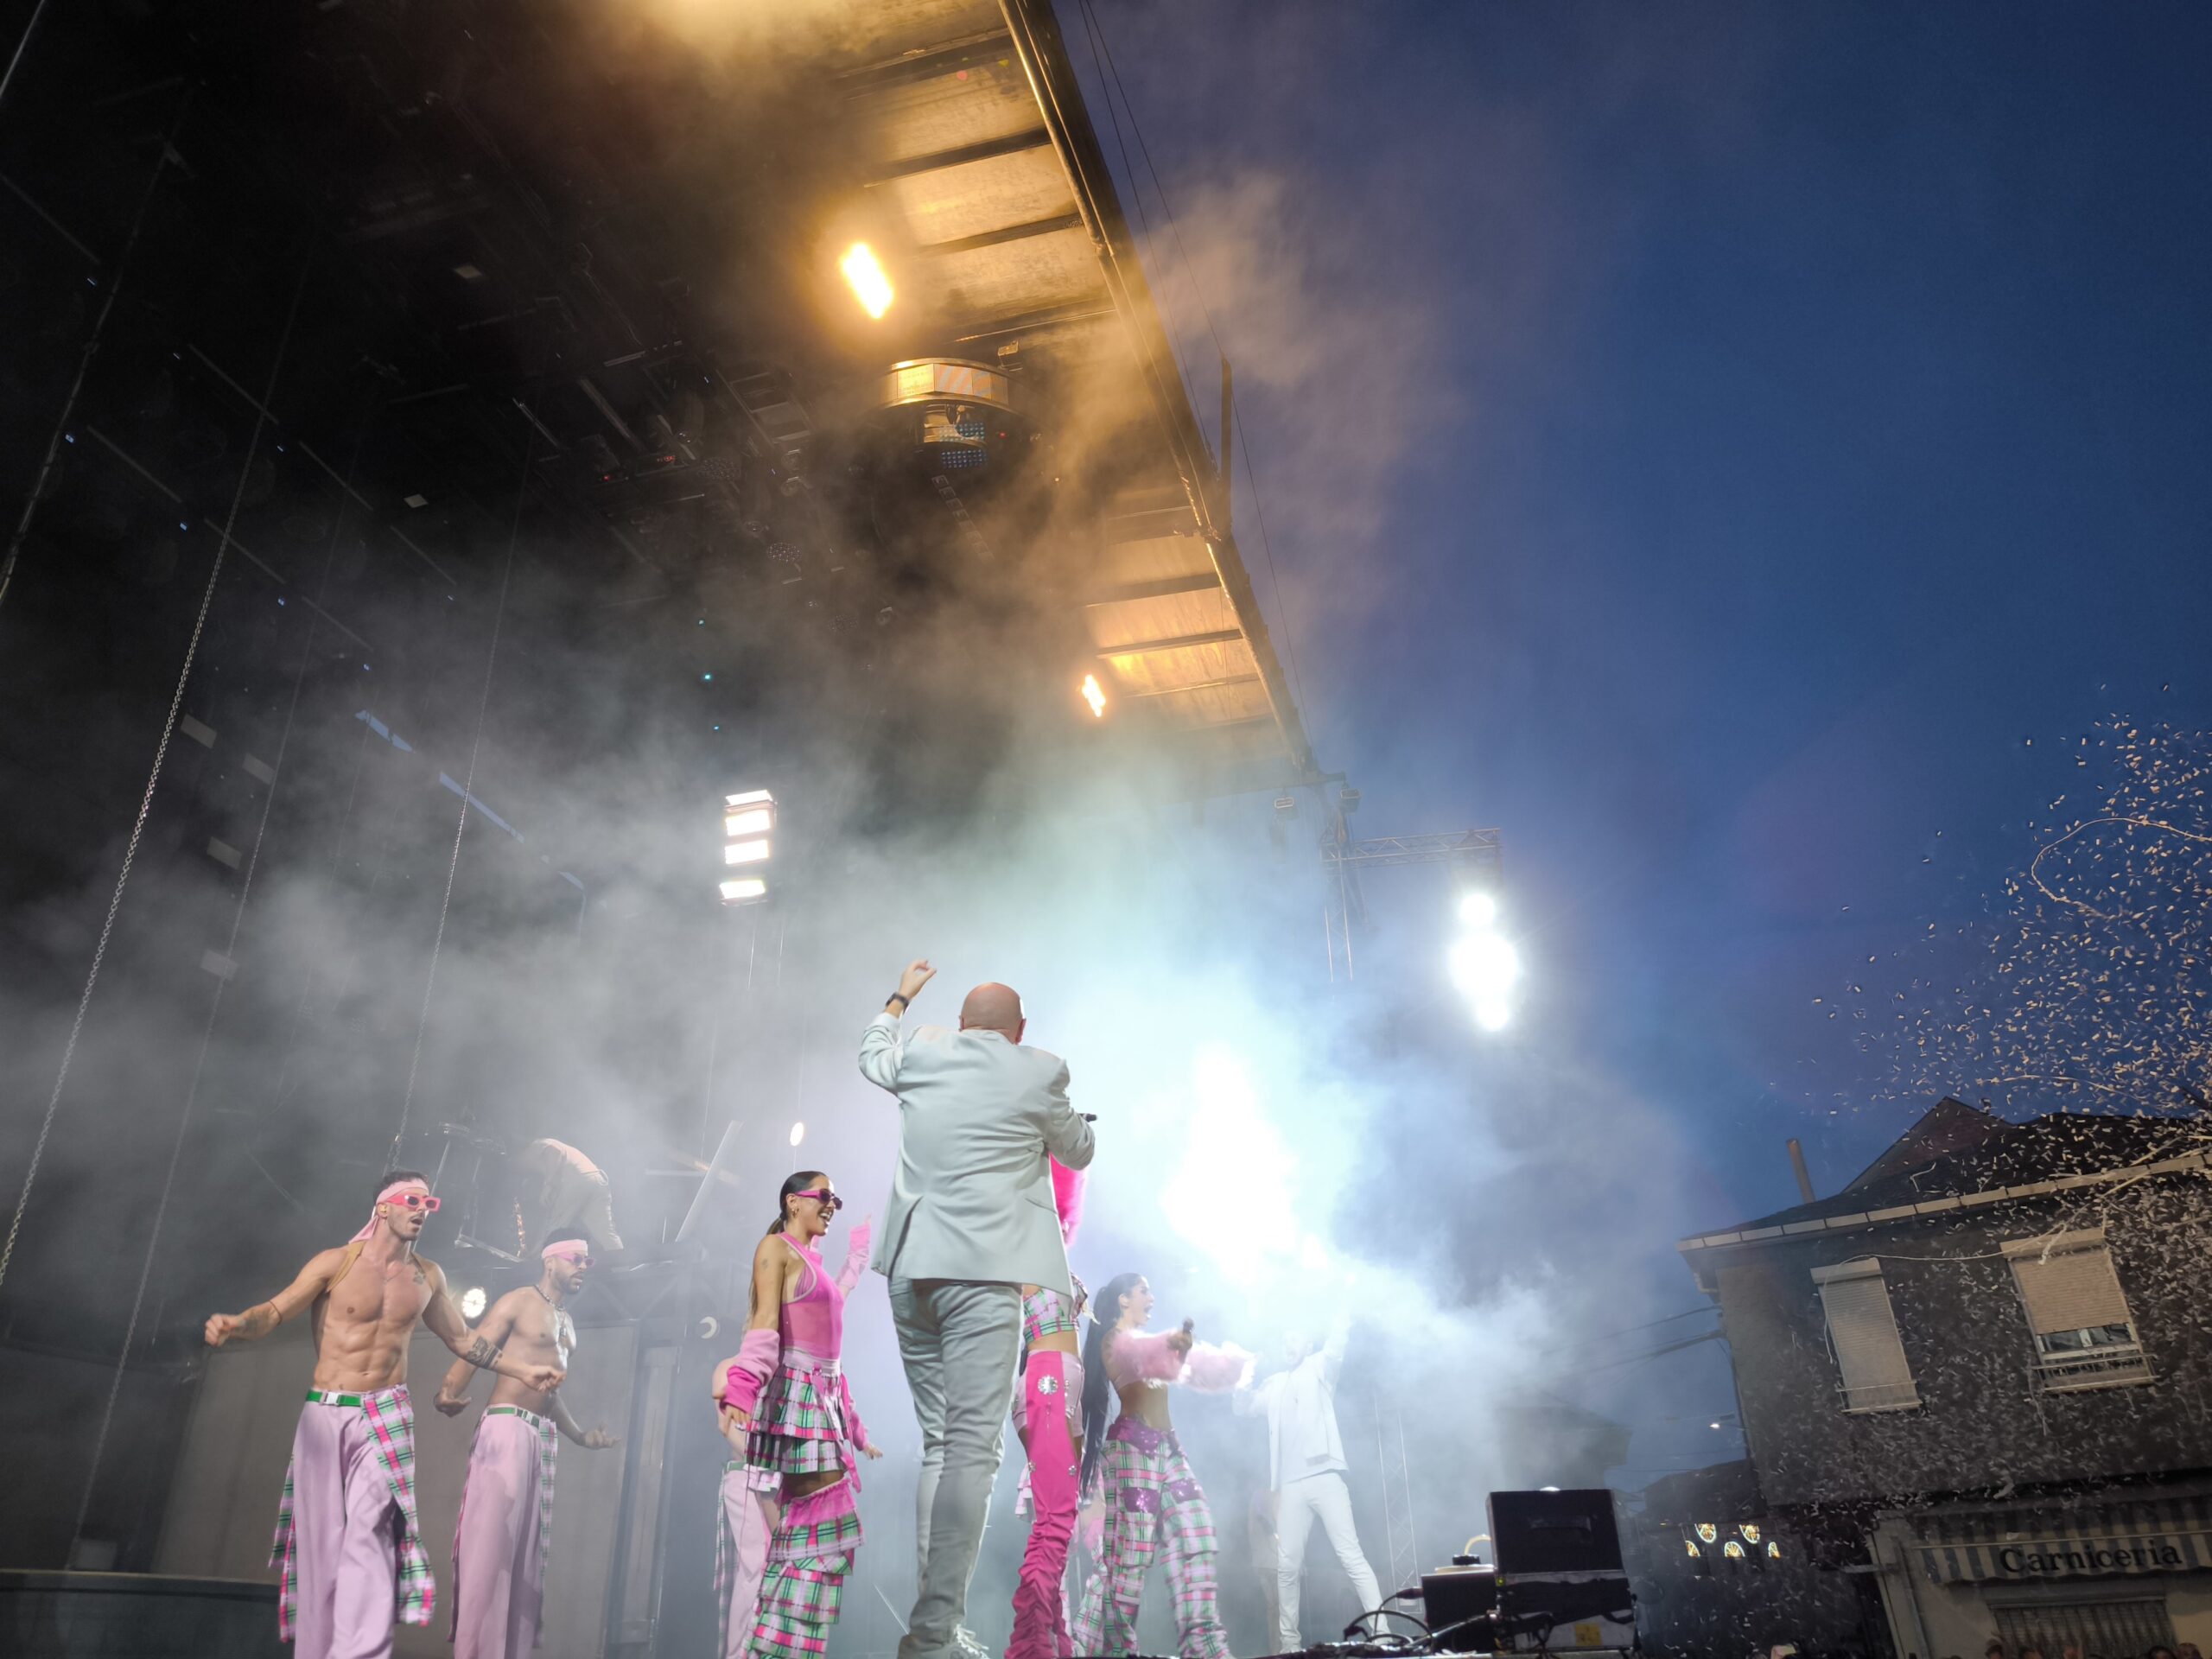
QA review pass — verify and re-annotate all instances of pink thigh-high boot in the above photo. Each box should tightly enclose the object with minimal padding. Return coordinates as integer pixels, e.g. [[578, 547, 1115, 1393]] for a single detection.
[[1009, 1351, 1084, 1659]]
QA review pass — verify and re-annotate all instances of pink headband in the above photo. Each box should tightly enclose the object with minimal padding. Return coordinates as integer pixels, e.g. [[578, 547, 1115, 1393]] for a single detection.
[[541, 1240, 590, 1262], [352, 1179, 429, 1243]]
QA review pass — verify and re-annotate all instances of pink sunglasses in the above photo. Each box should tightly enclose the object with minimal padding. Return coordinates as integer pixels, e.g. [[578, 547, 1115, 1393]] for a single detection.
[[383, 1192, 441, 1212], [791, 1188, 844, 1213]]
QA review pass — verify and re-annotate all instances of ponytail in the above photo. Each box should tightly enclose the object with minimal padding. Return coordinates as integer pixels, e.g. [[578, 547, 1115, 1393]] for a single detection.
[[1079, 1271, 1141, 1494]]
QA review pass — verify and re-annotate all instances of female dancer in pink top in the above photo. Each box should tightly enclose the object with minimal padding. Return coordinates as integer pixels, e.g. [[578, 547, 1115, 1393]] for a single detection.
[[713, 1171, 880, 1659], [1007, 1159, 1090, 1659], [1070, 1274, 1249, 1659]]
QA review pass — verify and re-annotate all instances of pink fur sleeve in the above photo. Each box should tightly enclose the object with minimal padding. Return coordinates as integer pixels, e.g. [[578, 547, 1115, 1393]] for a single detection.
[[836, 1218, 873, 1295], [719, 1326, 781, 1416], [1107, 1329, 1188, 1386], [1050, 1159, 1086, 1246], [1181, 1341, 1255, 1393]]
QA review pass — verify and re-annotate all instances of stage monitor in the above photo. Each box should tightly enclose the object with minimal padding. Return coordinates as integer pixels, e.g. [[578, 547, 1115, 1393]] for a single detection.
[[1487, 1489, 1624, 1576]]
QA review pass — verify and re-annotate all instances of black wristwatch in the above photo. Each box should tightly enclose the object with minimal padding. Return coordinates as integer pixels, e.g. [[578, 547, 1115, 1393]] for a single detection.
[[887, 992, 909, 1012]]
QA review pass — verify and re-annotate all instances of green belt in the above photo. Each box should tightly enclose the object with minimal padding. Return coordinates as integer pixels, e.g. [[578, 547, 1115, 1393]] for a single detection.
[[487, 1403, 549, 1430], [305, 1388, 366, 1408]]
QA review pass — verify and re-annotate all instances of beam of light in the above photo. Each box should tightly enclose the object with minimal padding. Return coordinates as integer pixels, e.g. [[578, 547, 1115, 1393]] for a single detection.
[[1458, 890, 1497, 928], [724, 837, 772, 865], [1080, 674, 1107, 718], [788, 1121, 805, 1147], [840, 243, 893, 319], [1160, 1046, 1299, 1286], [460, 1285, 487, 1320], [725, 806, 773, 838], [719, 876, 766, 905]]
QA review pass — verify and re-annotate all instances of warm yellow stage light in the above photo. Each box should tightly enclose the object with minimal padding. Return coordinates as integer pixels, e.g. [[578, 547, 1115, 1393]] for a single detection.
[[1080, 673, 1107, 718], [726, 807, 773, 838], [724, 838, 772, 865], [720, 877, 766, 904], [841, 243, 893, 319]]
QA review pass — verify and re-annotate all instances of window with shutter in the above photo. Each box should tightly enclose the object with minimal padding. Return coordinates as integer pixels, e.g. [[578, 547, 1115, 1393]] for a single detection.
[[2004, 1231, 2151, 1391], [1813, 1258, 1918, 1413]]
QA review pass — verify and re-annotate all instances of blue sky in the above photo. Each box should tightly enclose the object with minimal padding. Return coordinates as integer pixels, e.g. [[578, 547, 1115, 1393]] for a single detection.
[[1078, 0, 2212, 1216], [1057, 2, 2212, 1476]]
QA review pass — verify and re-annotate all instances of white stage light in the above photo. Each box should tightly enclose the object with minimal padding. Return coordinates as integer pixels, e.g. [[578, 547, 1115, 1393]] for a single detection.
[[788, 1121, 806, 1147], [720, 789, 775, 906], [1080, 673, 1107, 718], [840, 243, 893, 319], [1450, 933, 1521, 1001], [1451, 891, 1521, 1032], [460, 1286, 487, 1320]]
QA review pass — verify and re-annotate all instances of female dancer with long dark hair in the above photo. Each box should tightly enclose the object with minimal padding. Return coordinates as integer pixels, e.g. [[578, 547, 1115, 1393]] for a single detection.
[[1070, 1273, 1249, 1659], [713, 1170, 880, 1659], [1007, 1159, 1090, 1659]]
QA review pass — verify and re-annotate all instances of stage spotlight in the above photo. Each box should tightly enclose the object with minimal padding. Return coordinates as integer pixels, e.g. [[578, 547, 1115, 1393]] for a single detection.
[[720, 789, 776, 905], [1080, 673, 1107, 718], [840, 243, 893, 319], [1450, 889, 1520, 1032], [460, 1286, 487, 1320], [788, 1121, 805, 1147]]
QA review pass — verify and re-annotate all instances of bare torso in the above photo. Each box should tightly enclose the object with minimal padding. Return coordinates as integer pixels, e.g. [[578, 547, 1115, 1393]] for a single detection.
[[481, 1287, 575, 1414], [1108, 1331, 1176, 1430], [311, 1242, 435, 1392], [1020, 1283, 1081, 1358]]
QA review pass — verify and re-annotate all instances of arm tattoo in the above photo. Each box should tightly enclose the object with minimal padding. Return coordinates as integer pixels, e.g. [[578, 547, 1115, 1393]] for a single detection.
[[464, 1336, 503, 1370]]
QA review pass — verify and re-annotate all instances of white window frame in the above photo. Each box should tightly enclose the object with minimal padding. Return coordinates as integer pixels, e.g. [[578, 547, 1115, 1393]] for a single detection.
[[2003, 1228, 2152, 1393], [1812, 1256, 1920, 1413]]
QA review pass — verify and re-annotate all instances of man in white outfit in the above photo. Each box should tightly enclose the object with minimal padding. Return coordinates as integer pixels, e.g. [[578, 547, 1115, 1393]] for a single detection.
[[1236, 1313, 1382, 1650], [859, 959, 1095, 1659]]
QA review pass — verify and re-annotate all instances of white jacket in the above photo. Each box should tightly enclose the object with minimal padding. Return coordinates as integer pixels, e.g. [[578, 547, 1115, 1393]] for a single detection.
[[858, 1014, 1095, 1298], [1236, 1315, 1351, 1489]]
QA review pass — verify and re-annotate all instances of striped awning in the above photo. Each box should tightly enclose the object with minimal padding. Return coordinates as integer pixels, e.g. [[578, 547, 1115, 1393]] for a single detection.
[[1912, 1494, 2212, 1583]]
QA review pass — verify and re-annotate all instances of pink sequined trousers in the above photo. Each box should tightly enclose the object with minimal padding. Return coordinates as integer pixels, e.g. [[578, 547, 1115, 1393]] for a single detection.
[[1008, 1351, 1084, 1659]]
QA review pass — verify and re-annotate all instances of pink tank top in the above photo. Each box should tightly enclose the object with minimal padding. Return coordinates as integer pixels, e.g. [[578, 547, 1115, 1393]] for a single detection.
[[777, 1233, 842, 1363]]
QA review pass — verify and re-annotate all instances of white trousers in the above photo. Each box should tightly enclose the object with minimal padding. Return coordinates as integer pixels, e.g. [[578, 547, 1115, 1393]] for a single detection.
[[1274, 1471, 1382, 1651]]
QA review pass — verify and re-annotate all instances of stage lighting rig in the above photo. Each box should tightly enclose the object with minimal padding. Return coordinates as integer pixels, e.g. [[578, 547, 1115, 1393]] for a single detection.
[[863, 359, 1033, 484], [719, 788, 775, 906], [1315, 818, 1506, 991]]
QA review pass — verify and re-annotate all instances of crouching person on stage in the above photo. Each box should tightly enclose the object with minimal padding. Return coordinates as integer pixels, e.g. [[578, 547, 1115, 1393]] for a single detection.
[[715, 1171, 880, 1659], [433, 1230, 619, 1659], [203, 1171, 565, 1659]]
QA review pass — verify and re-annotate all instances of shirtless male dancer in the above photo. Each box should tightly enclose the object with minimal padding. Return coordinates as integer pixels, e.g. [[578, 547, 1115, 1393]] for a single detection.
[[205, 1171, 565, 1659], [435, 1229, 619, 1659]]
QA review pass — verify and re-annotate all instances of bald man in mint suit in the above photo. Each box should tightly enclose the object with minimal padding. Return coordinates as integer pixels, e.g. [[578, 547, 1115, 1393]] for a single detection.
[[860, 959, 1095, 1659]]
